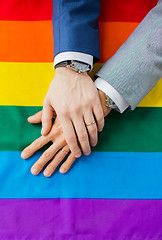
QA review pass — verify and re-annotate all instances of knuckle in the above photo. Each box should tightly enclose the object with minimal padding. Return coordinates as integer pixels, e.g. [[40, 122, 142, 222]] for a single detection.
[[50, 159, 58, 167], [70, 155, 75, 161], [58, 106, 68, 118], [54, 155, 62, 163], [37, 142, 42, 149], [82, 101, 89, 109], [43, 151, 52, 160], [67, 154, 74, 161], [34, 140, 42, 149], [80, 134, 88, 141], [59, 137, 66, 146], [56, 124, 62, 131], [92, 94, 98, 102], [47, 134, 54, 143], [52, 126, 61, 135], [89, 92, 97, 102], [42, 135, 51, 143], [73, 105, 80, 114], [55, 132, 66, 144]]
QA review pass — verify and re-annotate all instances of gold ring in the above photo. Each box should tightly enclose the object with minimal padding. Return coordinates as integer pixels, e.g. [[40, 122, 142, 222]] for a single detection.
[[86, 121, 96, 127], [61, 148, 69, 154]]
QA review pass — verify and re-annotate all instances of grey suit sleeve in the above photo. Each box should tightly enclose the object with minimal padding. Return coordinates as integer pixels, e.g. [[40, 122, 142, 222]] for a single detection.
[[96, 0, 162, 110]]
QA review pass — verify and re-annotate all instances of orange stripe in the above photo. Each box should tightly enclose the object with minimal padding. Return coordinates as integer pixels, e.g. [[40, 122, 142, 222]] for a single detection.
[[0, 21, 53, 62], [0, 21, 138, 63], [99, 22, 139, 62]]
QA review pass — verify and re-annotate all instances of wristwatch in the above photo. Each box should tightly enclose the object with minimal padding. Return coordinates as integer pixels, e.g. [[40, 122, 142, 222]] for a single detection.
[[105, 95, 119, 111], [55, 60, 91, 73]]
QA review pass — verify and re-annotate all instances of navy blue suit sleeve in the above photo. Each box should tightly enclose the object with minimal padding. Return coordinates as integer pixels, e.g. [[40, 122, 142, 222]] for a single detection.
[[52, 0, 101, 61]]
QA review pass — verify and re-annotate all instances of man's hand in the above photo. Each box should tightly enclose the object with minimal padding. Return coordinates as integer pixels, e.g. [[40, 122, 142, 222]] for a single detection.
[[21, 111, 75, 177], [21, 93, 111, 177], [41, 67, 104, 158]]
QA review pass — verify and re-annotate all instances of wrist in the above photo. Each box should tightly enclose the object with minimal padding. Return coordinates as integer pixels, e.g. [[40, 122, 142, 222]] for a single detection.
[[98, 90, 112, 117]]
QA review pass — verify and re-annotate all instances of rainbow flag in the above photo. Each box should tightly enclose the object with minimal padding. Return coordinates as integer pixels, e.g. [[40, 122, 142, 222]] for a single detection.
[[0, 0, 162, 239]]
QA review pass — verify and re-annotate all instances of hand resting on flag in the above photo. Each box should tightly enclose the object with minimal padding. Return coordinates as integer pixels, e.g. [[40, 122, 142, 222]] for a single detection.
[[21, 90, 111, 177], [41, 67, 105, 159]]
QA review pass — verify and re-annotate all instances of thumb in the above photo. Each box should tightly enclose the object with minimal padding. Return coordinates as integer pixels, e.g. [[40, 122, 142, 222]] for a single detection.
[[28, 111, 42, 124], [41, 100, 54, 136]]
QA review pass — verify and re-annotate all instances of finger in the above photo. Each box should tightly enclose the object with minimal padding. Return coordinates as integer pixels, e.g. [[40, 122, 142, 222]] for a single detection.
[[84, 111, 98, 147], [59, 153, 76, 174], [28, 111, 42, 123], [41, 99, 54, 136], [43, 146, 70, 177], [72, 116, 91, 156], [28, 110, 57, 124], [21, 135, 49, 159], [31, 143, 62, 175], [93, 100, 105, 132], [59, 118, 81, 158]]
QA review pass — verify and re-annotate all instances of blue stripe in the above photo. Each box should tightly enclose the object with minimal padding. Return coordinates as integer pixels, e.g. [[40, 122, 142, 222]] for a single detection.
[[1, 151, 162, 199]]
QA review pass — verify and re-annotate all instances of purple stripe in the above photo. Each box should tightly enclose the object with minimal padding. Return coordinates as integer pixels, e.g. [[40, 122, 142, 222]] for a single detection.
[[0, 199, 162, 239]]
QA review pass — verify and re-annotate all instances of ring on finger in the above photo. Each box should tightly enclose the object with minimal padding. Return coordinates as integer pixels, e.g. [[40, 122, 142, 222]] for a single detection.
[[61, 148, 69, 155], [86, 121, 96, 127]]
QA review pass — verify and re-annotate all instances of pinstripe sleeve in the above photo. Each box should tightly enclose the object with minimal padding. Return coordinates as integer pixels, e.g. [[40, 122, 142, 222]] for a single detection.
[[96, 0, 162, 110]]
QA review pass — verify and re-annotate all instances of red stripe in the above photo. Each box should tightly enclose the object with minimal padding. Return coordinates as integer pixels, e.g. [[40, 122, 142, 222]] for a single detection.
[[99, 0, 158, 22], [0, 0, 157, 22], [0, 0, 52, 21]]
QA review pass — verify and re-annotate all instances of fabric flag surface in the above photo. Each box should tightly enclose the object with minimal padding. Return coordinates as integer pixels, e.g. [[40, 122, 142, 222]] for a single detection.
[[0, 0, 162, 239]]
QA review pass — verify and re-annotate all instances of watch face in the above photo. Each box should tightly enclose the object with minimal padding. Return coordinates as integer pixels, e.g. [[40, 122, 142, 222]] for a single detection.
[[73, 61, 91, 73], [56, 60, 91, 73]]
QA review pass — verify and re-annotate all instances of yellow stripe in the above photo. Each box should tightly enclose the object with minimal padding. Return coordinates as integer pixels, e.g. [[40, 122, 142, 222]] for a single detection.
[[0, 62, 54, 106], [0, 62, 161, 107], [138, 80, 162, 107]]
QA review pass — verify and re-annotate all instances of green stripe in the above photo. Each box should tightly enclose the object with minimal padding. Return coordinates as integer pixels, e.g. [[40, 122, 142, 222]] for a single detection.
[[0, 106, 162, 152]]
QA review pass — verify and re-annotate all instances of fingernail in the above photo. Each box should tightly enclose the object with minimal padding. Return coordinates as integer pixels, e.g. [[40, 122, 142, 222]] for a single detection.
[[60, 168, 65, 173], [91, 142, 96, 147], [31, 168, 39, 175], [28, 116, 34, 121], [21, 152, 27, 159], [75, 153, 81, 158], [44, 170, 51, 177], [85, 151, 91, 156]]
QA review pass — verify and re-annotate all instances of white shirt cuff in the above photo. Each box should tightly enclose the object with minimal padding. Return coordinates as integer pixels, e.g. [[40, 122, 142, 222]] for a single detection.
[[54, 52, 93, 71], [95, 77, 129, 113]]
